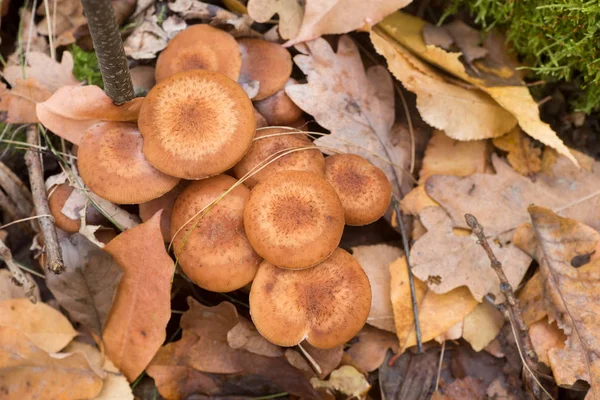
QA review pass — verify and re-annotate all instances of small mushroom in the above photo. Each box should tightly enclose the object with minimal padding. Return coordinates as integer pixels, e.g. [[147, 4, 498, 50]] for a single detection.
[[250, 248, 372, 348], [78, 122, 180, 204], [232, 128, 325, 188], [155, 25, 242, 82], [171, 174, 261, 292], [139, 181, 188, 242], [238, 38, 292, 100], [253, 79, 303, 125], [138, 70, 256, 179], [324, 154, 392, 226], [244, 170, 344, 269], [48, 183, 105, 233]]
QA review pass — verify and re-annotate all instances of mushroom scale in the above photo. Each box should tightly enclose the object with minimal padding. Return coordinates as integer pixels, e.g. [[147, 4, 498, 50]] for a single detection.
[[138, 70, 256, 179], [249, 248, 372, 349], [171, 175, 261, 292], [232, 128, 325, 188], [325, 154, 392, 226], [244, 170, 344, 269], [155, 25, 242, 82], [77, 122, 180, 204]]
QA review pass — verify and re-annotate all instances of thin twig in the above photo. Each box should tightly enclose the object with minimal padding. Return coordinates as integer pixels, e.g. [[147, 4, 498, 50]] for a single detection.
[[0, 238, 37, 303], [24, 125, 64, 274], [434, 341, 446, 393], [297, 342, 322, 376]]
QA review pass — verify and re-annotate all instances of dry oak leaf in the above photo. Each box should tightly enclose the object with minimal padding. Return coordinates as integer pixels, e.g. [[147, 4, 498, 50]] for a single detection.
[[286, 35, 412, 196], [410, 206, 531, 302], [352, 244, 403, 333], [36, 0, 87, 46], [311, 365, 371, 399], [36, 85, 143, 145], [529, 318, 567, 367], [0, 269, 41, 302], [371, 29, 517, 141], [102, 211, 173, 382], [0, 327, 103, 400], [0, 298, 77, 353], [529, 206, 600, 395], [345, 325, 399, 372], [3, 52, 79, 93], [493, 127, 542, 176], [390, 255, 477, 352], [462, 301, 504, 352], [376, 12, 576, 165], [0, 78, 52, 123], [247, 0, 304, 40], [46, 234, 123, 338]]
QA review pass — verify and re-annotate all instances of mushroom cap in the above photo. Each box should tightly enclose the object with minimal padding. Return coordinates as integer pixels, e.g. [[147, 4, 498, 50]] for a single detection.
[[155, 25, 241, 82], [138, 70, 256, 179], [238, 38, 292, 100], [48, 183, 104, 232], [324, 154, 392, 226], [253, 79, 302, 125], [139, 181, 188, 242], [232, 128, 325, 188], [171, 174, 261, 292], [78, 122, 180, 204], [244, 170, 344, 269], [250, 248, 372, 348]]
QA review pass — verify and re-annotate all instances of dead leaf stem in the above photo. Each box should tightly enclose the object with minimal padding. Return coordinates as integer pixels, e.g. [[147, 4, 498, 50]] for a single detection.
[[0, 237, 37, 303]]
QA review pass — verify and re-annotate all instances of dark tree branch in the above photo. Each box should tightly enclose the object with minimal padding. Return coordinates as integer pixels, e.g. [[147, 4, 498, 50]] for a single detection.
[[81, 0, 134, 104]]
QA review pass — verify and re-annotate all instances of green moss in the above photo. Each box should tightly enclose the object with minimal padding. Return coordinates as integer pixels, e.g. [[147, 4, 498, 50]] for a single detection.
[[70, 45, 103, 88], [445, 0, 600, 113]]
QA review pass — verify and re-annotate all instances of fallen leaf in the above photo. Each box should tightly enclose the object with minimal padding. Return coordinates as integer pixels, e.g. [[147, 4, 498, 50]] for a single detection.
[[439, 376, 487, 400], [7, 9, 48, 65], [493, 127, 542, 176], [379, 348, 439, 400], [345, 325, 399, 372], [0, 78, 52, 123], [424, 21, 488, 64], [311, 365, 370, 399], [227, 315, 283, 358], [435, 320, 463, 343], [102, 212, 173, 381], [529, 318, 567, 366], [410, 206, 531, 301], [390, 255, 478, 351], [45, 234, 123, 338], [247, 0, 303, 39], [167, 0, 254, 36], [529, 206, 600, 394], [123, 11, 170, 60], [376, 12, 576, 165], [451, 342, 507, 388], [352, 244, 402, 332], [300, 341, 343, 379], [286, 35, 412, 195], [3, 52, 79, 93], [36, 0, 87, 46], [462, 301, 504, 351], [518, 271, 548, 326], [0, 269, 41, 301], [0, 327, 103, 399], [0, 298, 77, 353]]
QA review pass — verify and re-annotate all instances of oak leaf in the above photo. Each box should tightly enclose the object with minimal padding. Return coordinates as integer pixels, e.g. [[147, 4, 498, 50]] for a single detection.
[[0, 298, 77, 353], [3, 52, 79, 93], [102, 211, 173, 382], [36, 0, 87, 46], [247, 0, 303, 40], [345, 325, 399, 372], [0, 78, 52, 123]]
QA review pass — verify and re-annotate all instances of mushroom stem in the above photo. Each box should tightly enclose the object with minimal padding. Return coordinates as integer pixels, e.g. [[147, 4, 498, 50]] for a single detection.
[[81, 0, 134, 105]]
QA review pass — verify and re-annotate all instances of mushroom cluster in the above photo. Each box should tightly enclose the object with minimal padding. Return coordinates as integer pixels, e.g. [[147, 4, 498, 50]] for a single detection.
[[48, 23, 393, 350]]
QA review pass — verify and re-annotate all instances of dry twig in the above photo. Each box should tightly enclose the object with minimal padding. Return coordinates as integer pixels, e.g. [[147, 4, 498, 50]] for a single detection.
[[0, 161, 33, 217], [0, 238, 37, 303]]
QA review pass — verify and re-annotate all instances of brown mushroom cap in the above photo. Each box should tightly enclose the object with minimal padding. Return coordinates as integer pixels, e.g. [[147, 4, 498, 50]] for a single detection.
[[48, 183, 105, 232], [155, 25, 241, 82], [244, 170, 344, 269], [324, 154, 392, 226], [250, 248, 372, 348], [254, 108, 268, 129], [232, 128, 325, 188], [253, 79, 302, 125], [171, 174, 261, 292], [138, 70, 256, 179], [139, 181, 188, 242], [238, 38, 292, 100], [78, 122, 180, 204]]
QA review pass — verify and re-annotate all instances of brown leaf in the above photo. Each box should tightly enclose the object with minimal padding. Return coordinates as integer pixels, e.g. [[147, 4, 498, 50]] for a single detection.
[[0, 79, 52, 123], [300, 341, 343, 379], [0, 298, 77, 353], [529, 318, 567, 366], [46, 234, 123, 338], [227, 317, 283, 358], [102, 212, 174, 381], [379, 347, 439, 400], [3, 52, 79, 93], [462, 301, 504, 352], [410, 206, 531, 301], [345, 325, 399, 372], [286, 35, 412, 196], [529, 206, 600, 393], [36, 0, 87, 46], [425, 21, 488, 64], [439, 376, 487, 400], [0, 269, 41, 301], [493, 127, 542, 176], [518, 271, 548, 326], [0, 326, 103, 399], [247, 0, 304, 39], [310, 365, 370, 399]]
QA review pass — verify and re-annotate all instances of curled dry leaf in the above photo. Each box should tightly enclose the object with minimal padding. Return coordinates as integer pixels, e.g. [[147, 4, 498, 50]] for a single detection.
[[0, 269, 41, 302], [0, 79, 52, 123], [345, 325, 399, 372], [286, 35, 411, 195], [36, 85, 143, 145], [493, 127, 542, 176], [311, 365, 370, 399], [247, 0, 303, 39], [0, 327, 103, 400], [0, 298, 77, 353], [102, 212, 173, 381]]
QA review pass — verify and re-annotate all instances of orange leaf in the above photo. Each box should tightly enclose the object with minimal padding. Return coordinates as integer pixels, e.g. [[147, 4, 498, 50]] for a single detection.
[[0, 78, 52, 123], [102, 211, 173, 381]]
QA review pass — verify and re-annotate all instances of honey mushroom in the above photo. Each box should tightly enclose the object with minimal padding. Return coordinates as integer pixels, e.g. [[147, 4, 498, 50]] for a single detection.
[[238, 38, 292, 100], [77, 122, 180, 204], [253, 79, 303, 126], [155, 25, 241, 82], [138, 70, 256, 179], [139, 182, 188, 242], [232, 128, 325, 188], [48, 183, 105, 233], [244, 170, 345, 269], [171, 175, 261, 292], [249, 248, 372, 348], [324, 154, 392, 226]]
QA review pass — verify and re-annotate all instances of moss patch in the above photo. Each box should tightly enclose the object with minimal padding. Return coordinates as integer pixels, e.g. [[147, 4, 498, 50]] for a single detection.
[[71, 45, 103, 88]]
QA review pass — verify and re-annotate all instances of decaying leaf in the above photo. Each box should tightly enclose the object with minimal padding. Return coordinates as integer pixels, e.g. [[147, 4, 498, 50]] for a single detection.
[[462, 301, 504, 352], [379, 348, 439, 400], [36, 0, 87, 46], [102, 212, 173, 381], [227, 317, 283, 358], [311, 365, 370, 399], [3, 52, 79, 93], [352, 244, 402, 332], [346, 325, 399, 372], [0, 269, 41, 302], [167, 0, 254, 36], [247, 0, 303, 39], [7, 9, 48, 65], [529, 318, 567, 366], [123, 8, 186, 60], [410, 206, 531, 301], [0, 78, 52, 123], [424, 21, 488, 64], [300, 341, 343, 379], [0, 327, 103, 399], [438, 376, 488, 400], [0, 298, 77, 353], [286, 35, 412, 195], [390, 255, 478, 352], [46, 234, 123, 338], [493, 127, 542, 176]]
